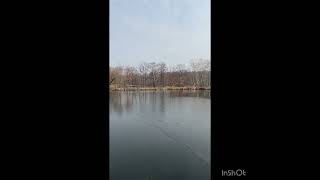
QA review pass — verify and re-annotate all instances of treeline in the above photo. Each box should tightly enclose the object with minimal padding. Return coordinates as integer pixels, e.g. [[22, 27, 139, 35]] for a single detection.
[[109, 59, 210, 88]]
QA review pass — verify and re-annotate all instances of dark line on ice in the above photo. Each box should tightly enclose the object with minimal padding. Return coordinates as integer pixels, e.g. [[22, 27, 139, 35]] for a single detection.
[[134, 116, 210, 167]]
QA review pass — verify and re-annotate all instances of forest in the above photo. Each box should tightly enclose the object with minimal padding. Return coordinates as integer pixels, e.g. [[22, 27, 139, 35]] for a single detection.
[[109, 59, 211, 90]]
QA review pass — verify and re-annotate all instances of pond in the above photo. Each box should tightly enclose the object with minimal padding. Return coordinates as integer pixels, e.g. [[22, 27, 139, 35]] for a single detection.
[[110, 91, 211, 180]]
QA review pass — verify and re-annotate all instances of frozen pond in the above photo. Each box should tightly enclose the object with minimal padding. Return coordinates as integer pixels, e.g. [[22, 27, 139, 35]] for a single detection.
[[110, 91, 211, 180]]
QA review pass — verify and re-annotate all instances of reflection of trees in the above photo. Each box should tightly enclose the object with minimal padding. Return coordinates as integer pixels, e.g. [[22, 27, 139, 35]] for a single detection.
[[138, 92, 146, 113], [168, 90, 211, 99], [150, 92, 157, 112], [109, 92, 123, 115], [159, 92, 165, 113], [109, 92, 136, 115], [124, 92, 133, 112], [110, 91, 209, 116]]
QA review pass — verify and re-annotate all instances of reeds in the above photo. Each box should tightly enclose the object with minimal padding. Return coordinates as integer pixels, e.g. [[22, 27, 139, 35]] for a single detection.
[[110, 86, 210, 91]]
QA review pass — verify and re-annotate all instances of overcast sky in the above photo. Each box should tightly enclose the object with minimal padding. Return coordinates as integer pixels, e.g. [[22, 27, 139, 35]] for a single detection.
[[110, 0, 210, 67]]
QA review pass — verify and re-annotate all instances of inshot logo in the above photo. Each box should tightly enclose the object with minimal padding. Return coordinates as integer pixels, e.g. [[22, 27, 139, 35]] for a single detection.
[[222, 169, 247, 176]]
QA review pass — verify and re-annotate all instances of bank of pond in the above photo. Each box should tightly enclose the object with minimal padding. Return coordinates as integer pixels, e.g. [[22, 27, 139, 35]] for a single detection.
[[110, 86, 210, 91]]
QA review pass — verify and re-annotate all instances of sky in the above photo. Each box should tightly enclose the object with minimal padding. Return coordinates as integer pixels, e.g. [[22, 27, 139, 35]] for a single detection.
[[110, 0, 210, 67]]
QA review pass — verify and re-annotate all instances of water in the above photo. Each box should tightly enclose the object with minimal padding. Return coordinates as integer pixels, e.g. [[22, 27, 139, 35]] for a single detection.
[[110, 91, 211, 180]]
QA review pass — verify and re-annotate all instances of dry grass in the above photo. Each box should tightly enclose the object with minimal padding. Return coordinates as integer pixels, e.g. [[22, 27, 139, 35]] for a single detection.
[[110, 86, 210, 91]]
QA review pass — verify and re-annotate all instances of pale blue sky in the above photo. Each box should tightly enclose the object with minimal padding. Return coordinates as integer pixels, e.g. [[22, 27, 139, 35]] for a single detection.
[[110, 0, 210, 67]]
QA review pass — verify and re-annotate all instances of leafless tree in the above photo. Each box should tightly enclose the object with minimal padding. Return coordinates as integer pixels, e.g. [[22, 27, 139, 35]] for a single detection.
[[109, 59, 211, 88], [158, 62, 167, 87]]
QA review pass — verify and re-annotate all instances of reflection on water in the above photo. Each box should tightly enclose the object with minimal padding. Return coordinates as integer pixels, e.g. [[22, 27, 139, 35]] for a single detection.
[[110, 91, 210, 180], [110, 91, 210, 115]]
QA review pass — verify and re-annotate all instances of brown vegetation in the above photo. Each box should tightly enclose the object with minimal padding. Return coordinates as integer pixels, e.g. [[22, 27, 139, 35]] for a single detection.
[[110, 86, 210, 91], [109, 59, 211, 91]]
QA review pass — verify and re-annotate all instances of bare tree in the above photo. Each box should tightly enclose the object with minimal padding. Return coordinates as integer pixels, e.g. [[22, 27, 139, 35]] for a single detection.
[[149, 62, 157, 87], [176, 64, 186, 86], [139, 62, 149, 87], [109, 59, 211, 88], [158, 62, 167, 87]]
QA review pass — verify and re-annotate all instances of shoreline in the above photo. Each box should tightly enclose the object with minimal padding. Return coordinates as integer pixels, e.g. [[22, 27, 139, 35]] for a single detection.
[[109, 86, 210, 91]]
